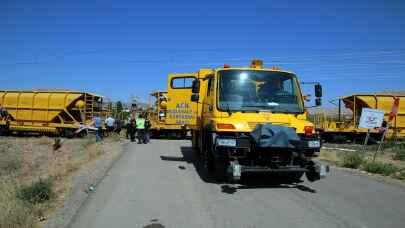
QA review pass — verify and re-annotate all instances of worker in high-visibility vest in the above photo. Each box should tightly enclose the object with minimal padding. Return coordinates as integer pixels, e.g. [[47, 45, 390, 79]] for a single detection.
[[136, 113, 146, 144]]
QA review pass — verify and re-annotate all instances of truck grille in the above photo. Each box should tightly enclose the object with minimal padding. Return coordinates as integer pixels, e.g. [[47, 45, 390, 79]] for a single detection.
[[248, 122, 290, 130]]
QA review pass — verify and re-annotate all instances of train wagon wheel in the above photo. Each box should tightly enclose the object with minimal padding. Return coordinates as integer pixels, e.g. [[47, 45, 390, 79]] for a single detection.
[[77, 130, 88, 138], [0, 126, 10, 136], [60, 128, 75, 138]]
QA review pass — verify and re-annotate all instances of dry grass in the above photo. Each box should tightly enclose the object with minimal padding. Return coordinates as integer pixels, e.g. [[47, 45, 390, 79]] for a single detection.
[[0, 152, 22, 175], [0, 135, 123, 228], [38, 136, 53, 146], [319, 149, 340, 165], [0, 181, 37, 228]]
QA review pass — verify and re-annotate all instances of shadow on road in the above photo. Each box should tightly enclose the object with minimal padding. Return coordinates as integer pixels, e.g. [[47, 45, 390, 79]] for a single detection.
[[150, 134, 191, 140], [160, 146, 317, 194], [160, 156, 187, 162], [143, 223, 165, 228], [220, 172, 317, 194], [221, 182, 316, 195], [160, 146, 214, 183]]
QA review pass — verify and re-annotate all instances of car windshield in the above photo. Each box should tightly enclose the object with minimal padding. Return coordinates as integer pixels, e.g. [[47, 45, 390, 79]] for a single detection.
[[218, 70, 303, 113]]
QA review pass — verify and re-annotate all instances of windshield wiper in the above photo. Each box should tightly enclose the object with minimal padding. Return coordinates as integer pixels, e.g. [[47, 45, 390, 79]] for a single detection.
[[268, 107, 304, 114], [242, 104, 275, 109], [225, 103, 233, 116], [240, 105, 275, 113], [241, 109, 260, 113], [274, 110, 304, 114]]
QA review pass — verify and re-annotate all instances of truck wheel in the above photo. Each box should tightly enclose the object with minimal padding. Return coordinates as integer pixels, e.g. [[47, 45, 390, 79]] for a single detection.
[[0, 126, 10, 136], [202, 148, 214, 177], [306, 171, 320, 182], [287, 172, 305, 183], [201, 132, 212, 176], [213, 158, 229, 182], [77, 130, 87, 138], [192, 146, 201, 157], [181, 131, 187, 139], [191, 131, 201, 156], [306, 164, 321, 182], [305, 161, 321, 182]]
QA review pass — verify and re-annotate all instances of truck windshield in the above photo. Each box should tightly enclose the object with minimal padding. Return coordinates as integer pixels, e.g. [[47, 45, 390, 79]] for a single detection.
[[218, 70, 303, 113]]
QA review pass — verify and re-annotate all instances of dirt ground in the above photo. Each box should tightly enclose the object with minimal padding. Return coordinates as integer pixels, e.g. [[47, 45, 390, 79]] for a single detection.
[[319, 142, 405, 177], [321, 142, 404, 163], [0, 134, 126, 228]]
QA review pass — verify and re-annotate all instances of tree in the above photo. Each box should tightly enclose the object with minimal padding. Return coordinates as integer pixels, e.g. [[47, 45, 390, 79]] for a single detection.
[[115, 101, 123, 118], [107, 101, 113, 117]]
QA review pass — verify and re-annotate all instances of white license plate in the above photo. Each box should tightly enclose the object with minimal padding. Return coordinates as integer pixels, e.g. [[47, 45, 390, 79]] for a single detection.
[[233, 163, 241, 177], [217, 139, 236, 147], [308, 140, 320, 148]]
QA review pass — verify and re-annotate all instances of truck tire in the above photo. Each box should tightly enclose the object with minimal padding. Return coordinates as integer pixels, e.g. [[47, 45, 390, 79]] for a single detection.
[[191, 131, 201, 156], [77, 130, 87, 138], [203, 149, 214, 177], [213, 158, 229, 182], [287, 172, 304, 183], [181, 130, 187, 139], [306, 171, 321, 182], [202, 132, 215, 178], [305, 161, 321, 182]]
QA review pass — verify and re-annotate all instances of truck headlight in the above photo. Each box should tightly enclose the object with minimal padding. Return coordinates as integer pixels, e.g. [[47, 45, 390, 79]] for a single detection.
[[216, 138, 236, 147]]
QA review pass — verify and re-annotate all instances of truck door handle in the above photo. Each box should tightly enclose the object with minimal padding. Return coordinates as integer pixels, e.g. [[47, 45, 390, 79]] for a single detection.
[[208, 105, 213, 111]]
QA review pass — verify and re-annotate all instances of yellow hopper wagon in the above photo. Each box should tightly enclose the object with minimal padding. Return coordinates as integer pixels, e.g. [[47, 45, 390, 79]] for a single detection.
[[0, 90, 105, 137], [313, 94, 405, 142]]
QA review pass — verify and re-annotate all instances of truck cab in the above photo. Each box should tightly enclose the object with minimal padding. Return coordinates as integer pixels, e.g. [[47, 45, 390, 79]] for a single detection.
[[149, 74, 198, 138], [189, 60, 328, 182]]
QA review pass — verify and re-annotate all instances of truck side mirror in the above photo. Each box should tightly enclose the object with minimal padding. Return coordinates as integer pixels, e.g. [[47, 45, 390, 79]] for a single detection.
[[315, 84, 322, 97], [192, 80, 200, 94], [191, 94, 199, 102], [315, 97, 322, 106]]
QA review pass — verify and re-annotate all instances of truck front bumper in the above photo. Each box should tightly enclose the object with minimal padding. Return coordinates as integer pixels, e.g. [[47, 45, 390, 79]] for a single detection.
[[228, 161, 329, 182]]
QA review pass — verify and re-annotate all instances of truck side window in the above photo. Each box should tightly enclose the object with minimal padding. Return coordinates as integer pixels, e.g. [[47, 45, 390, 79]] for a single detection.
[[206, 75, 215, 96], [171, 77, 195, 89], [207, 78, 212, 96]]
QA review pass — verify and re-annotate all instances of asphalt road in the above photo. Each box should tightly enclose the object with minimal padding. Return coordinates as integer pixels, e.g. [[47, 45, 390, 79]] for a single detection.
[[69, 140, 405, 228]]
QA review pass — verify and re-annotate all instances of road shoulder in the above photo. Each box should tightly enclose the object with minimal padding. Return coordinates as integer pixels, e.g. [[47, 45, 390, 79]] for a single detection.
[[43, 139, 128, 228]]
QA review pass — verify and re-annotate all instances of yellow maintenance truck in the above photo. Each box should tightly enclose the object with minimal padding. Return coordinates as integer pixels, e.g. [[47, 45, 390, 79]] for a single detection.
[[148, 74, 197, 138], [186, 60, 328, 182], [0, 90, 105, 137], [149, 91, 187, 138]]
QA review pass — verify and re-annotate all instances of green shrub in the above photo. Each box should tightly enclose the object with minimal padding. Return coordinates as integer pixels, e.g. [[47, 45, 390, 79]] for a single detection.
[[17, 178, 53, 204], [362, 162, 399, 176], [392, 144, 405, 161], [0, 182, 36, 228], [396, 170, 405, 180], [341, 152, 364, 169]]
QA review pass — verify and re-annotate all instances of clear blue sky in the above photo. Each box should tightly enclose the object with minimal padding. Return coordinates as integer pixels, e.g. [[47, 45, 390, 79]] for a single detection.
[[1, 0, 404, 105]]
